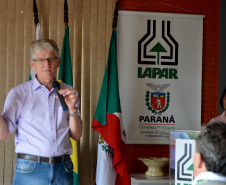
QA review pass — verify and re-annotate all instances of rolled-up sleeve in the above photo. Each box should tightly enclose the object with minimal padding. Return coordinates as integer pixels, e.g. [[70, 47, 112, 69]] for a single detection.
[[1, 88, 22, 133]]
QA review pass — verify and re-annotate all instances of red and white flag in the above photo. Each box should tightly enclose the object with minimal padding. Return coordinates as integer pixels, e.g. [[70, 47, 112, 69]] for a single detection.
[[92, 28, 131, 185]]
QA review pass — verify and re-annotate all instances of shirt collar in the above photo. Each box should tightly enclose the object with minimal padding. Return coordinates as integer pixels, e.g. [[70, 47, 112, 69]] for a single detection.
[[192, 171, 226, 185], [32, 75, 55, 93], [32, 75, 42, 91]]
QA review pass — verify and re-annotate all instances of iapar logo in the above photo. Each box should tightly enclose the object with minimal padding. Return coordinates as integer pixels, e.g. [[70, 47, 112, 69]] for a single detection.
[[145, 83, 170, 115], [177, 143, 194, 182], [138, 20, 178, 66]]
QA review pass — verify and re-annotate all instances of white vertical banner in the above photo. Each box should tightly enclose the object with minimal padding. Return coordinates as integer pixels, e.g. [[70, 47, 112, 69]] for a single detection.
[[118, 11, 204, 144]]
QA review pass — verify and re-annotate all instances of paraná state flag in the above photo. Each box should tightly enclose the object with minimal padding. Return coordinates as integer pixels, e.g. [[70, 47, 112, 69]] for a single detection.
[[58, 25, 79, 185], [92, 28, 131, 185]]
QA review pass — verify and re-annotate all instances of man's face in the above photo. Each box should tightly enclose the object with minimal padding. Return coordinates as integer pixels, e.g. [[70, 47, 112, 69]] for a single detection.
[[30, 49, 60, 83]]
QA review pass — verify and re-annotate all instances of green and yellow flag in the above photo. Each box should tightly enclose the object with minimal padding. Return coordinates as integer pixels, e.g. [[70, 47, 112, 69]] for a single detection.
[[58, 25, 79, 185]]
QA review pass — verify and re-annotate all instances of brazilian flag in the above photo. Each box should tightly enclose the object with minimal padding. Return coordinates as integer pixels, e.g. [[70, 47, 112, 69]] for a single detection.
[[58, 25, 79, 185]]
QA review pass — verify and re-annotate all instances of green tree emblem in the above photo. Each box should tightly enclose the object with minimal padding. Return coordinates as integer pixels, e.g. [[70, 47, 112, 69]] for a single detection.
[[150, 42, 167, 65]]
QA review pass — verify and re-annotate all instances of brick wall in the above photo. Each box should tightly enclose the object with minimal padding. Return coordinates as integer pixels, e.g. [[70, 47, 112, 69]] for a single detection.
[[118, 0, 220, 174]]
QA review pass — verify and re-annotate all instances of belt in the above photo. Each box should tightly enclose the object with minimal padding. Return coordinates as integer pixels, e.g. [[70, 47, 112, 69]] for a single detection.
[[17, 153, 70, 164]]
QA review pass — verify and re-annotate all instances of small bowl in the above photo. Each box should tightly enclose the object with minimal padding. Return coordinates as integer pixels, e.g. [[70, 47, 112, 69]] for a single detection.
[[138, 157, 169, 176]]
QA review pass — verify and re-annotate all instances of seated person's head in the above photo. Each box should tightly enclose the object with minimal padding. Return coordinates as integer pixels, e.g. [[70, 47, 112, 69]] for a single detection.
[[193, 121, 226, 177]]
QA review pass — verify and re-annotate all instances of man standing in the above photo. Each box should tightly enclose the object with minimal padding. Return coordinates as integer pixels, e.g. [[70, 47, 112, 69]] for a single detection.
[[0, 39, 82, 185], [193, 121, 226, 185]]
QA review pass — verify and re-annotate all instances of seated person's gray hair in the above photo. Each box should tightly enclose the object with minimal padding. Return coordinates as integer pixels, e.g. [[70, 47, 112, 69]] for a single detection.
[[196, 121, 226, 176]]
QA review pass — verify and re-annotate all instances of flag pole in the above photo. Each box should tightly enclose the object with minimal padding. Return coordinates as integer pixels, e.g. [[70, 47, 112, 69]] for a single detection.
[[64, 0, 68, 26], [29, 0, 41, 80], [112, 1, 118, 29], [33, 0, 39, 27]]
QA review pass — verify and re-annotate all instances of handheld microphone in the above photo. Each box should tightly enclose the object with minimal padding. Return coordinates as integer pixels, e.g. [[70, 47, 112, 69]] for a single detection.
[[52, 81, 68, 111]]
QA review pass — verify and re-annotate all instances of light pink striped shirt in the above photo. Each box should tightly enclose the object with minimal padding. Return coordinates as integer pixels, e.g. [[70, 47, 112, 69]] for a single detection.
[[209, 111, 226, 123]]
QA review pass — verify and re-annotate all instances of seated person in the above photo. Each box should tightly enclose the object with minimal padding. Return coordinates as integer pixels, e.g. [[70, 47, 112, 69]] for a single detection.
[[209, 87, 226, 123], [193, 121, 226, 185]]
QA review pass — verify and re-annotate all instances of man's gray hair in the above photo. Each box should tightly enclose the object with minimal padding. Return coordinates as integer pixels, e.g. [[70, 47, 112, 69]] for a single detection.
[[30, 39, 60, 60], [196, 121, 226, 176]]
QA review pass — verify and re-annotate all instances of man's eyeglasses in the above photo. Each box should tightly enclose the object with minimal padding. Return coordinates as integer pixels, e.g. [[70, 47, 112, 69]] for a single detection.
[[33, 57, 58, 65]]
